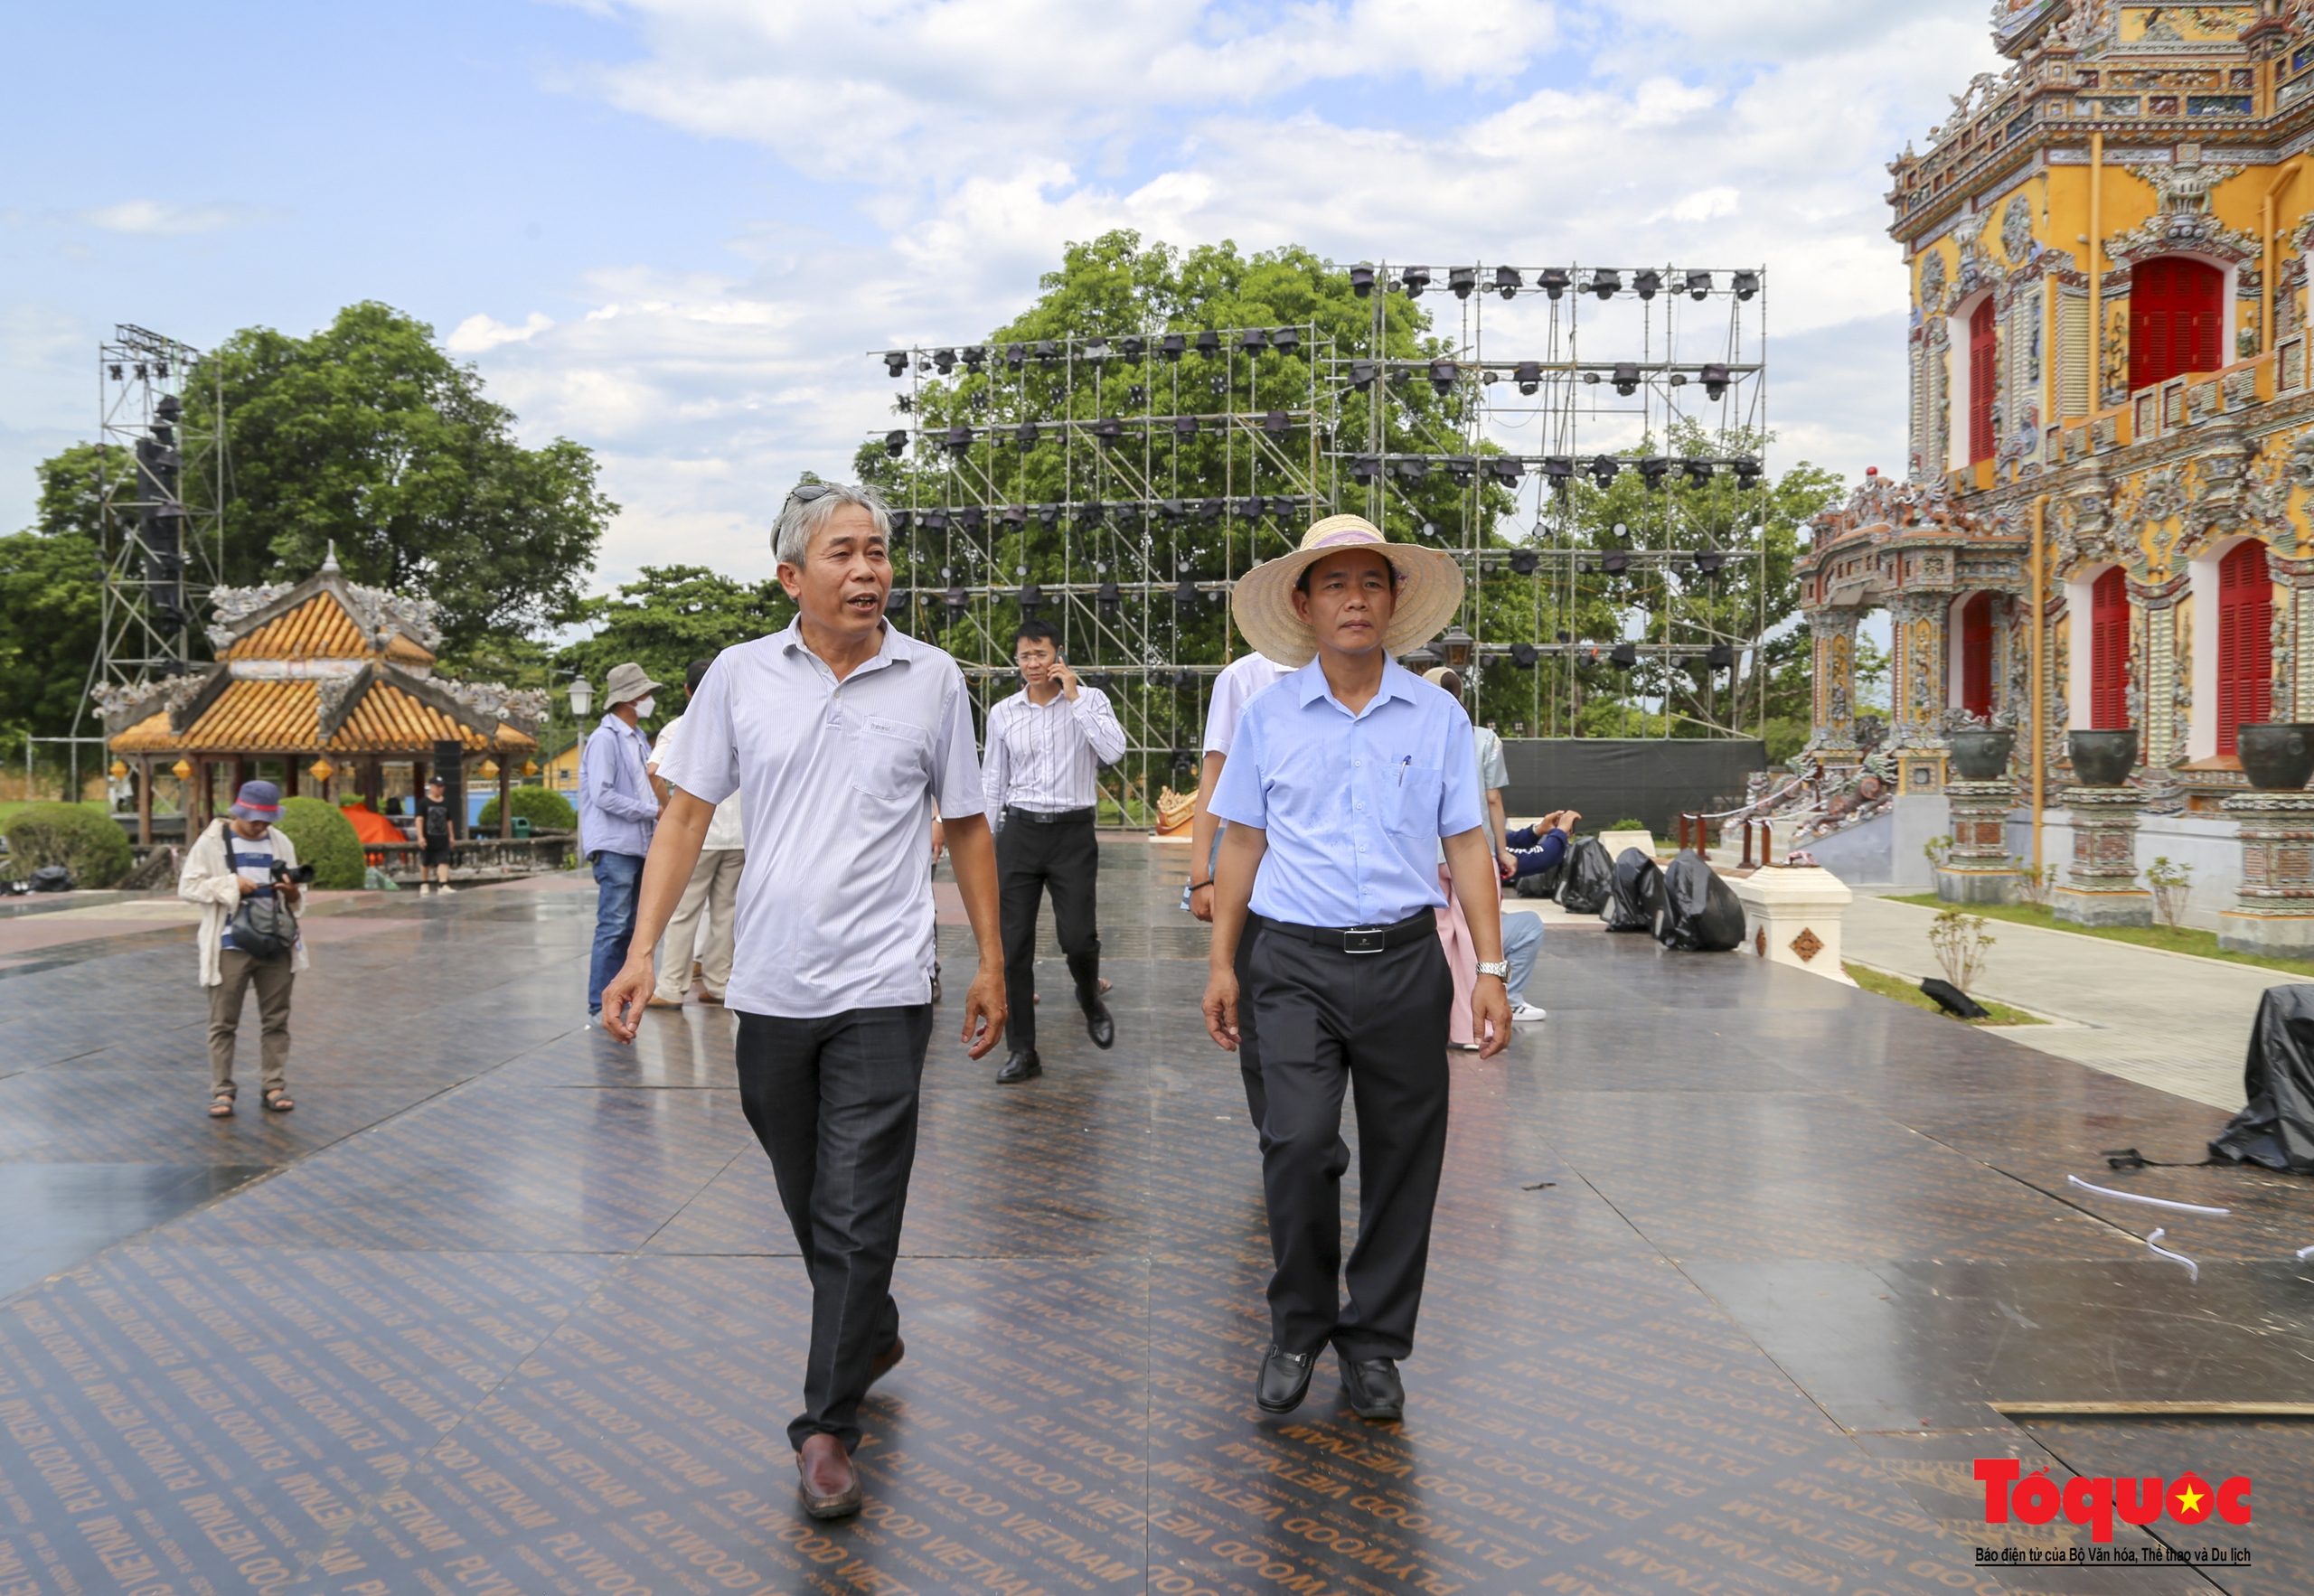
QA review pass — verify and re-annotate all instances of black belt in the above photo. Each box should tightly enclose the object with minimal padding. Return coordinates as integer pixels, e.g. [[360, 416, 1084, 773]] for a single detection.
[[1259, 908, 1434, 955], [1004, 805, 1096, 825]]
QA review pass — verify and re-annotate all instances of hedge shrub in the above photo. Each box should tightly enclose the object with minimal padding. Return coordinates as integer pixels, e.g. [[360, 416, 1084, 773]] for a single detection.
[[476, 785, 577, 832], [4, 802, 132, 888], [276, 796, 366, 889]]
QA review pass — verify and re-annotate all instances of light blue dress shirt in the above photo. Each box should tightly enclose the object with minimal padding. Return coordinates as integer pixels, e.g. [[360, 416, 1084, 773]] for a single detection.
[[578, 712, 659, 859], [1209, 657, 1486, 928]]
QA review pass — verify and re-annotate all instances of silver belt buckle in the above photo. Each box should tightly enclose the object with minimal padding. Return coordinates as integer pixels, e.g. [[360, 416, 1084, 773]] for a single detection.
[[1341, 927, 1386, 954]]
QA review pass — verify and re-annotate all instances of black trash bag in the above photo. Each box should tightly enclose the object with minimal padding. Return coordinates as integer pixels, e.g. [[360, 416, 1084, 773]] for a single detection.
[[1556, 837, 1613, 915], [2209, 985, 2314, 1174], [1513, 856, 1563, 899], [1919, 978, 1989, 1019], [26, 864, 72, 894], [1653, 851, 1745, 952], [1603, 847, 1662, 933]]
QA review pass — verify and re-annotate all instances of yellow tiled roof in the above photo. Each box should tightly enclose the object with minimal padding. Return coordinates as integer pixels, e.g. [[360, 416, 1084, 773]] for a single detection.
[[225, 593, 371, 661], [111, 680, 535, 755]]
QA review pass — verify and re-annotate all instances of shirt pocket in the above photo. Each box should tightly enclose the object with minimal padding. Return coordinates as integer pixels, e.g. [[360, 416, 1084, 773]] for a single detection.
[[1387, 765, 1444, 838], [851, 716, 932, 803]]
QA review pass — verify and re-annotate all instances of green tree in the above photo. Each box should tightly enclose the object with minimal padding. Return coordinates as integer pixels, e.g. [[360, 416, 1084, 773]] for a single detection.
[[186, 302, 616, 653], [0, 444, 115, 756], [553, 564, 794, 712]]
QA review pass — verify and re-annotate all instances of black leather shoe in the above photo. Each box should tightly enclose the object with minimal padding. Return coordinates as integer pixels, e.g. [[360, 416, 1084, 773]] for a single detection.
[[1082, 997, 1115, 1050], [1337, 1352, 1404, 1422], [1256, 1345, 1316, 1414], [995, 1049, 1042, 1084]]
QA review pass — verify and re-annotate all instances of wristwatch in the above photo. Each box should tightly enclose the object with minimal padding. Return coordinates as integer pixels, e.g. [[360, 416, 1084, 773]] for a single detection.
[[1475, 961, 1510, 980]]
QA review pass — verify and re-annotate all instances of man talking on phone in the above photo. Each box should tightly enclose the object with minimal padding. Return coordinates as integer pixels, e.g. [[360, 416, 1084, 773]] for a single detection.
[[982, 618, 1126, 1083]]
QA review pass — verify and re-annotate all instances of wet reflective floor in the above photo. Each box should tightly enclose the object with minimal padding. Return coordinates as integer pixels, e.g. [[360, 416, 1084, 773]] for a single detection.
[[2, 840, 2309, 1594]]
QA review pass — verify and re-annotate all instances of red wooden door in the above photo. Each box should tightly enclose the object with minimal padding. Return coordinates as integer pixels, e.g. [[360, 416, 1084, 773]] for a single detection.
[[2091, 566, 2130, 729], [2216, 540, 2273, 757], [2129, 258, 2224, 392], [1960, 593, 1995, 719], [1969, 297, 1998, 463]]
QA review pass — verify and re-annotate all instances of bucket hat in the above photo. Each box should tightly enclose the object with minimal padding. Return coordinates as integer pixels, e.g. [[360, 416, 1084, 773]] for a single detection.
[[1228, 514, 1463, 668], [601, 662, 663, 708], [230, 780, 282, 821]]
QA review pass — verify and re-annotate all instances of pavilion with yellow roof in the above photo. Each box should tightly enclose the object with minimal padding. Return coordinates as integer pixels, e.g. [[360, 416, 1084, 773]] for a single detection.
[[99, 549, 546, 843]]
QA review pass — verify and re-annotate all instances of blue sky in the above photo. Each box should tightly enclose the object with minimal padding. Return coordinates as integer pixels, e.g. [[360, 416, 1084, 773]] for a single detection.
[[2, 0, 2004, 596]]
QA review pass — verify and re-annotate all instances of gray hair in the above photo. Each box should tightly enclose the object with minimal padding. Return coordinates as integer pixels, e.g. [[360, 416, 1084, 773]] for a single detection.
[[773, 482, 893, 568]]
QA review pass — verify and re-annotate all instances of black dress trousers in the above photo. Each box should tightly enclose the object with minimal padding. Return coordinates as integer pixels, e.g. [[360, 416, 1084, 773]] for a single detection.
[[735, 1004, 934, 1452], [995, 810, 1101, 1053], [1248, 924, 1453, 1363]]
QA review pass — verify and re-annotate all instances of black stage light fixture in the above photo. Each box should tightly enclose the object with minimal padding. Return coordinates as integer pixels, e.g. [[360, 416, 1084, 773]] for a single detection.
[[1682, 270, 1712, 299], [1510, 642, 1540, 668], [1400, 265, 1431, 296], [1591, 268, 1622, 299], [1613, 361, 1640, 396], [1639, 456, 1672, 489], [962, 345, 986, 368], [889, 509, 913, 534], [134, 363, 148, 380], [883, 351, 908, 378], [1732, 455, 1764, 488], [1681, 457, 1715, 487], [1036, 340, 1058, 361], [1700, 361, 1731, 399], [884, 429, 908, 456], [1350, 265, 1376, 296], [1036, 502, 1061, 527], [1514, 360, 1542, 395], [896, 394, 913, 412], [1160, 498, 1187, 520], [156, 393, 181, 422], [1097, 581, 1122, 617], [1586, 455, 1620, 485], [1161, 333, 1186, 362], [885, 587, 911, 615], [1001, 504, 1027, 527], [1349, 359, 1378, 391], [1195, 330, 1221, 355], [1019, 582, 1044, 615], [1005, 343, 1027, 370], [1173, 577, 1200, 609], [1120, 334, 1145, 359], [1632, 268, 1662, 301], [1084, 337, 1111, 361], [1094, 417, 1123, 442], [923, 510, 950, 533], [1174, 415, 1199, 437], [1172, 671, 1199, 690], [1350, 455, 1380, 484], [1015, 422, 1040, 448], [1495, 265, 1521, 299], [1542, 455, 1574, 487], [1608, 642, 1638, 670], [1733, 270, 1760, 301], [944, 425, 974, 455], [1208, 374, 1228, 398], [1449, 266, 1477, 299], [1486, 455, 1523, 485], [1444, 455, 1476, 486], [1556, 630, 1572, 643], [934, 348, 957, 374], [1241, 327, 1268, 353], [1509, 548, 1540, 575], [1077, 498, 1105, 521], [108, 363, 124, 380], [1707, 643, 1736, 670], [1428, 358, 1459, 396], [945, 583, 968, 614], [1271, 327, 1301, 354], [1694, 549, 1726, 576], [1538, 267, 1571, 299], [1395, 456, 1430, 483], [1126, 383, 1147, 406], [967, 389, 990, 410], [1196, 497, 1225, 521], [1238, 495, 1265, 517], [957, 505, 986, 530], [1602, 549, 1632, 575], [1264, 409, 1291, 436]]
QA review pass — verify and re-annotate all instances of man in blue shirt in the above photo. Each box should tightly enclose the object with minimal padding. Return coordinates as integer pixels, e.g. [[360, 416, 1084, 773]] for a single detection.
[[1206, 515, 1511, 1425], [578, 661, 663, 1019]]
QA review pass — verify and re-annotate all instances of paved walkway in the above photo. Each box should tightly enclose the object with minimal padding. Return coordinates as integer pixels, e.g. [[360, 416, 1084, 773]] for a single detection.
[[1842, 893, 2292, 1111]]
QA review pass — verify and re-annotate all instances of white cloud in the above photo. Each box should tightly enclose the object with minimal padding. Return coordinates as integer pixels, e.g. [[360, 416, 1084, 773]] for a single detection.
[[75, 200, 278, 236], [446, 312, 558, 354]]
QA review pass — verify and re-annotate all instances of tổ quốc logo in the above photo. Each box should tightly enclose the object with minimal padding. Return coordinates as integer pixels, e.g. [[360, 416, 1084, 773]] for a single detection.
[[1975, 1459, 2250, 1540]]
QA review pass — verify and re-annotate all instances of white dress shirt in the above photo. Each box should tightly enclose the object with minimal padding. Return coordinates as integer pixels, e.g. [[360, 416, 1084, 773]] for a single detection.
[[649, 713, 746, 850], [982, 685, 1126, 816], [654, 619, 985, 1018], [1202, 652, 1297, 756]]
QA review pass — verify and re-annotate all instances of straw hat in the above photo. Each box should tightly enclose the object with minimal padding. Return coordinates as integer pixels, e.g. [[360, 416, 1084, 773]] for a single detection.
[[1229, 514, 1464, 668]]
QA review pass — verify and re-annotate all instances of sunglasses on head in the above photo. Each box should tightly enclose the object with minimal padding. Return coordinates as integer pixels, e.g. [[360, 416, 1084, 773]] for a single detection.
[[787, 483, 838, 504]]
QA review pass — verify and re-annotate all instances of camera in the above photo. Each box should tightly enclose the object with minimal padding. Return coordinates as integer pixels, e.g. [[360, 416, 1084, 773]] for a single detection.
[[270, 861, 315, 886]]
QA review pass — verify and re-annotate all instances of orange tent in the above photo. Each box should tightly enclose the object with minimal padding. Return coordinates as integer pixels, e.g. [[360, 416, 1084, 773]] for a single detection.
[[340, 801, 408, 865]]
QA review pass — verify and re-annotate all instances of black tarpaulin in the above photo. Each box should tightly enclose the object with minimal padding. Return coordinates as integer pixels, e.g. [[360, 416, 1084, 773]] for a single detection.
[[1556, 837, 1613, 915], [2209, 985, 2314, 1175], [1654, 851, 1745, 952], [1604, 847, 1662, 933]]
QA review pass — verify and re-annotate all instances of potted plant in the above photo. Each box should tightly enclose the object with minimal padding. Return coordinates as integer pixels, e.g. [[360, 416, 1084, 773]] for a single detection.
[[2067, 728, 2139, 787], [2235, 723, 2314, 791]]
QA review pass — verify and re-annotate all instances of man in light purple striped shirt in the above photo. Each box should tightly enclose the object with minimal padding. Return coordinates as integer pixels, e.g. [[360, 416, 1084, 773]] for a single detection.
[[981, 618, 1127, 1082]]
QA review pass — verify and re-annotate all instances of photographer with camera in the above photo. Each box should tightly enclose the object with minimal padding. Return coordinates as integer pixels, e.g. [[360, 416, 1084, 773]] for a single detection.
[[179, 781, 309, 1118]]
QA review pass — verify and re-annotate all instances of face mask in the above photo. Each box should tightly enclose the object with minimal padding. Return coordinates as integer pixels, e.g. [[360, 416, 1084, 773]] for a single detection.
[[633, 696, 656, 718]]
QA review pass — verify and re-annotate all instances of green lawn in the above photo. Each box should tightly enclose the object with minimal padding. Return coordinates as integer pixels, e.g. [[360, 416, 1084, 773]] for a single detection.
[[1885, 893, 2314, 978], [1843, 961, 2046, 1026]]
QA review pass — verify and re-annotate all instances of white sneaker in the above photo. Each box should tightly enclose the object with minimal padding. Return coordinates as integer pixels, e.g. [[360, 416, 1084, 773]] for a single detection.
[[438, 884, 457, 895], [1509, 1000, 1547, 1023]]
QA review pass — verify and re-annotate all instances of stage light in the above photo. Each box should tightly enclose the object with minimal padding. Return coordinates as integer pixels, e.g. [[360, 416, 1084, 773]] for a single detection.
[[924, 511, 949, 532], [945, 583, 968, 612], [1682, 270, 1712, 299], [1609, 642, 1638, 669], [945, 425, 974, 455], [1495, 265, 1521, 299], [1449, 266, 1477, 299], [1036, 341, 1058, 361], [1591, 268, 1622, 299], [1086, 671, 1115, 690], [1173, 671, 1199, 690], [1019, 582, 1044, 615], [1732, 456, 1763, 488], [135, 364, 147, 380], [1077, 499, 1105, 521], [1583, 371, 1600, 386], [890, 510, 914, 534], [1161, 333, 1186, 362], [1699, 361, 1732, 400], [1586, 455, 1620, 485], [1160, 498, 1187, 520], [1510, 548, 1539, 575], [1197, 497, 1226, 521], [1733, 271, 1759, 300], [1556, 630, 1570, 643], [884, 352, 908, 378], [1444, 455, 1476, 485], [1208, 374, 1228, 399], [1694, 549, 1726, 576], [1681, 458, 1714, 486], [1707, 643, 1736, 670], [1351, 455, 1380, 484], [1633, 268, 1661, 301], [1120, 335, 1145, 359], [934, 348, 956, 374], [108, 363, 124, 380], [1241, 328, 1268, 353], [1098, 581, 1122, 617], [897, 394, 913, 412], [1538, 268, 1571, 299], [154, 361, 167, 378], [1006, 343, 1028, 370], [1401, 266, 1431, 296], [1510, 642, 1539, 668], [1002, 504, 1027, 526], [1486, 456, 1523, 484], [1603, 549, 1632, 575], [958, 505, 986, 529], [1514, 360, 1542, 395], [1195, 331, 1221, 355], [1271, 327, 1300, 354], [1542, 455, 1574, 486], [885, 429, 908, 456], [1174, 415, 1199, 437], [1350, 265, 1376, 296], [1350, 360, 1378, 391], [885, 588, 911, 615], [1613, 362, 1640, 396], [1429, 358, 1459, 396], [1395, 457, 1430, 483], [1016, 422, 1040, 448], [1174, 577, 1200, 609], [1036, 502, 1061, 526], [963, 345, 987, 369], [1264, 410, 1291, 435], [1238, 495, 1265, 517], [1095, 417, 1123, 442], [1639, 456, 1672, 489]]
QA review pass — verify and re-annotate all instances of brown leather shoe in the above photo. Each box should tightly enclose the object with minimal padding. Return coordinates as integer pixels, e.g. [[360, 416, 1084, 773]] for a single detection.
[[795, 1433, 861, 1519], [867, 1336, 905, 1389], [698, 992, 724, 1006]]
